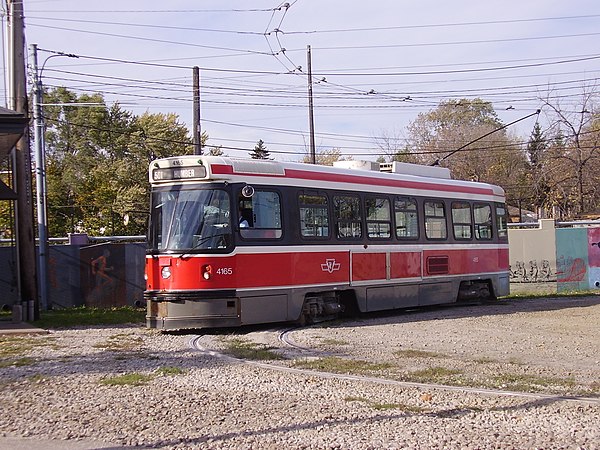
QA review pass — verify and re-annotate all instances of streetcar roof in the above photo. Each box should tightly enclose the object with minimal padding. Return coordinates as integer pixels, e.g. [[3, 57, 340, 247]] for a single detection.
[[149, 155, 505, 200]]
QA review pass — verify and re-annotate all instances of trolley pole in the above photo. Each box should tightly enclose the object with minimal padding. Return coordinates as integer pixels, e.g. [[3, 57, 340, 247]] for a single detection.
[[193, 66, 202, 155], [31, 44, 49, 312], [307, 45, 316, 164]]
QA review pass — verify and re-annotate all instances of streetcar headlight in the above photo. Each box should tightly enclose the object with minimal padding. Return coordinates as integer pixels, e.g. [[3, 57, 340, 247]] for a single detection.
[[161, 266, 171, 279], [201, 264, 212, 280]]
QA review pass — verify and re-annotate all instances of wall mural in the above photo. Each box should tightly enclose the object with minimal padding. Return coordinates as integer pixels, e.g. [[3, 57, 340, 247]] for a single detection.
[[510, 259, 555, 283]]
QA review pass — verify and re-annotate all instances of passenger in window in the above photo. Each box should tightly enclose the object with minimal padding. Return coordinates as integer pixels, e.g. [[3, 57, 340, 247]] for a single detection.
[[239, 206, 249, 228]]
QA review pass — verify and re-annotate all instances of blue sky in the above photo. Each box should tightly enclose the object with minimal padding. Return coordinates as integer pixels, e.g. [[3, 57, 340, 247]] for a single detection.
[[6, 0, 600, 160]]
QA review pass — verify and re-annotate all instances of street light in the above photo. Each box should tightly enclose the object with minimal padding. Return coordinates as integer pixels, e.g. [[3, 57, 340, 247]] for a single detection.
[[30, 44, 78, 310]]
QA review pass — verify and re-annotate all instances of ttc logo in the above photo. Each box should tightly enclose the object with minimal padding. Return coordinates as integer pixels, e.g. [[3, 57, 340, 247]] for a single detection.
[[321, 258, 341, 273]]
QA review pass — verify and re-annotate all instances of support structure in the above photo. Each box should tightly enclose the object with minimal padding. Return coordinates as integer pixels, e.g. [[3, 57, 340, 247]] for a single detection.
[[30, 44, 49, 311], [193, 66, 202, 155], [307, 45, 316, 164], [6, 0, 38, 320]]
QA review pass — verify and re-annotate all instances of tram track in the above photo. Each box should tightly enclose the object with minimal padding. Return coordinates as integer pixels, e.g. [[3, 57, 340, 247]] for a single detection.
[[189, 329, 600, 406]]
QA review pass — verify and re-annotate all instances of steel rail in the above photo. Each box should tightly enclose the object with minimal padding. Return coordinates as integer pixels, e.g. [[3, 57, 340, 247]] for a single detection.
[[189, 332, 600, 406]]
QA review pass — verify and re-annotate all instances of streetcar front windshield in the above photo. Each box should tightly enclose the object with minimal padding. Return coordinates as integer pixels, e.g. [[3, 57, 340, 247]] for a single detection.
[[149, 188, 231, 252]]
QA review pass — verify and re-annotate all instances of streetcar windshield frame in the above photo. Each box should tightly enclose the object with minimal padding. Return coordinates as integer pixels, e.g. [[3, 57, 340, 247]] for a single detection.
[[148, 187, 232, 253]]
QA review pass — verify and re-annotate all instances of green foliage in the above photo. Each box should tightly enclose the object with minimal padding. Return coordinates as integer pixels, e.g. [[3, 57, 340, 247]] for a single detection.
[[220, 337, 284, 360], [100, 372, 154, 386], [302, 147, 350, 165], [249, 139, 271, 159], [292, 356, 393, 374], [43, 88, 193, 237], [31, 306, 145, 328]]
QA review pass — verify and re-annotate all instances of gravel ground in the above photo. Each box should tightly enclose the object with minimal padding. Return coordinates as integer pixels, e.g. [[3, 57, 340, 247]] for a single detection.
[[0, 295, 599, 449]]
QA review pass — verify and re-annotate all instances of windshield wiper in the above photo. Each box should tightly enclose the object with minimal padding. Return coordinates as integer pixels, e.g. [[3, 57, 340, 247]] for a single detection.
[[177, 232, 230, 259]]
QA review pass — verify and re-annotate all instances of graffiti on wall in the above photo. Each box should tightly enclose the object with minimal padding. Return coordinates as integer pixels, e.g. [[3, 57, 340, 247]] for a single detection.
[[555, 256, 587, 282], [510, 259, 555, 283]]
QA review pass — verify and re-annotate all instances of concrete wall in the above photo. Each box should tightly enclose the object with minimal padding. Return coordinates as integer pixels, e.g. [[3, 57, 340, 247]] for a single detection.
[[509, 220, 600, 294]]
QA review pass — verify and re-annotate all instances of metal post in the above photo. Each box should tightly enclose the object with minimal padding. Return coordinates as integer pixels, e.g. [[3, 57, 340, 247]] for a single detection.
[[193, 66, 202, 155], [31, 44, 49, 311], [7, 0, 38, 321], [307, 46, 316, 164]]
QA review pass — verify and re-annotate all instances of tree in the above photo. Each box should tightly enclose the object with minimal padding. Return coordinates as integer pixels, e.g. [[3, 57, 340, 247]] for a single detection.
[[373, 128, 419, 163], [42, 87, 192, 236], [405, 98, 527, 192], [249, 139, 271, 159], [525, 122, 551, 217], [301, 147, 350, 166], [540, 86, 600, 217]]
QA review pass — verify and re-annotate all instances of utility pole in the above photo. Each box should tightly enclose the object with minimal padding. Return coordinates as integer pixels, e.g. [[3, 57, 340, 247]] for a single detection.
[[307, 45, 316, 164], [7, 0, 38, 321], [192, 66, 202, 155], [31, 44, 49, 312]]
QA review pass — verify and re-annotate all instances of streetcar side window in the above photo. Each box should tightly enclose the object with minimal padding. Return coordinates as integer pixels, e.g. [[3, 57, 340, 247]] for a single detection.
[[496, 203, 508, 240], [366, 196, 391, 239], [239, 190, 282, 239], [299, 193, 329, 238], [395, 197, 418, 239], [424, 201, 447, 240], [451, 202, 472, 240], [474, 203, 493, 240], [334, 195, 362, 239]]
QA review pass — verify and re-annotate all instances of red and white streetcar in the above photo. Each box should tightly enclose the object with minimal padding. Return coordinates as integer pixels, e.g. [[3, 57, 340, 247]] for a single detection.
[[145, 156, 509, 330]]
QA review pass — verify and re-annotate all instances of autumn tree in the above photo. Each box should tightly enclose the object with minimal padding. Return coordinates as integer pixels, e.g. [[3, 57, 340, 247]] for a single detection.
[[540, 87, 600, 218], [373, 128, 419, 163], [524, 122, 551, 217], [43, 88, 192, 236], [302, 147, 350, 166], [405, 98, 527, 204]]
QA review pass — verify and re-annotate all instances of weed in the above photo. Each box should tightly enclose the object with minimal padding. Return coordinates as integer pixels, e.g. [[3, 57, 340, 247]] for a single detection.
[[404, 366, 464, 384], [0, 336, 58, 358], [344, 395, 426, 412], [0, 357, 36, 368], [221, 337, 284, 360], [292, 356, 393, 375], [156, 366, 186, 376], [394, 349, 441, 358], [93, 333, 143, 352], [492, 373, 577, 392], [100, 373, 154, 386], [316, 337, 349, 346]]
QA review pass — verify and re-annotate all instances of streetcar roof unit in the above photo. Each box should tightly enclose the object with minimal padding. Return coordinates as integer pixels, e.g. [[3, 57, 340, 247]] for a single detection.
[[149, 155, 505, 201]]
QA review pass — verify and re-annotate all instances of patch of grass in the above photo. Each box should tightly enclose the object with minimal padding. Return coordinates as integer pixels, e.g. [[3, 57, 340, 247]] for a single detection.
[[0, 336, 59, 358], [394, 349, 442, 358], [344, 395, 369, 403], [344, 395, 426, 413], [31, 306, 145, 329], [93, 333, 143, 352], [504, 290, 598, 300], [221, 337, 284, 360], [28, 374, 46, 382], [100, 372, 154, 386], [404, 366, 464, 384], [0, 357, 36, 368], [492, 373, 577, 392], [156, 366, 186, 376], [292, 356, 394, 375], [473, 356, 497, 364], [316, 337, 349, 346]]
